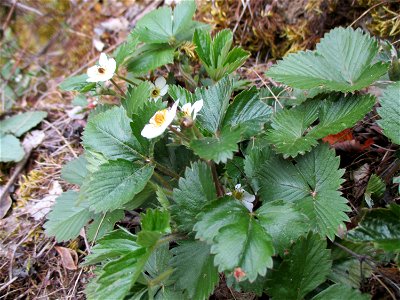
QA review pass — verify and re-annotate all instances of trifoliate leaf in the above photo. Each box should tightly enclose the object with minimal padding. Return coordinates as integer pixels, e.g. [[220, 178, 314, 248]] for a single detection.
[[267, 233, 332, 300], [87, 210, 125, 242], [61, 156, 88, 186], [171, 240, 219, 300], [377, 82, 400, 144], [258, 144, 350, 240], [190, 127, 242, 163], [113, 32, 140, 66], [222, 87, 272, 137], [172, 161, 216, 232], [82, 106, 143, 161], [312, 284, 370, 300], [83, 229, 139, 266], [122, 81, 152, 116], [347, 204, 400, 252], [82, 160, 154, 213], [193, 29, 249, 81], [0, 111, 47, 137], [194, 197, 274, 282], [257, 200, 309, 254], [44, 191, 92, 242], [266, 94, 376, 157], [195, 76, 233, 133], [266, 27, 389, 92], [0, 134, 24, 162]]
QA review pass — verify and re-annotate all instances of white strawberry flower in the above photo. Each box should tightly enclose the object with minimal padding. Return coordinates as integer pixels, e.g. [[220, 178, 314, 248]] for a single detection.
[[227, 184, 255, 212], [150, 77, 169, 101], [141, 100, 179, 139], [181, 99, 203, 120], [86, 53, 116, 82]]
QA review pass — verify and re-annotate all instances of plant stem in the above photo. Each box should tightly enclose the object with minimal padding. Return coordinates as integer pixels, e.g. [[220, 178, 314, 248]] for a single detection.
[[151, 159, 180, 180], [209, 161, 224, 197], [117, 74, 136, 86], [110, 78, 126, 97], [168, 125, 189, 142], [152, 171, 173, 190]]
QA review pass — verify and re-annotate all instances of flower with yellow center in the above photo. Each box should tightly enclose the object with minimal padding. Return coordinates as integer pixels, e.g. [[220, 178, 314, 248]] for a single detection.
[[86, 53, 116, 82], [226, 184, 255, 212], [181, 99, 203, 120], [141, 100, 179, 139], [150, 77, 169, 101]]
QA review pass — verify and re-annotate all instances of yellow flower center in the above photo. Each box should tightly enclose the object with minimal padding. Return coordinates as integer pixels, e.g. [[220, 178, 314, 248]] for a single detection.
[[151, 88, 160, 98], [152, 109, 167, 127], [98, 67, 106, 74], [232, 189, 244, 200]]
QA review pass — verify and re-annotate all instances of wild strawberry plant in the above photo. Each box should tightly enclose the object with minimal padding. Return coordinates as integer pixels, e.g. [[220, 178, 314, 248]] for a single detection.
[[47, 1, 400, 299]]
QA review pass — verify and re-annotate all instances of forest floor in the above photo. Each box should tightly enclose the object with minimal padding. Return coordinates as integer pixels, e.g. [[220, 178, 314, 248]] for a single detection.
[[0, 0, 399, 299]]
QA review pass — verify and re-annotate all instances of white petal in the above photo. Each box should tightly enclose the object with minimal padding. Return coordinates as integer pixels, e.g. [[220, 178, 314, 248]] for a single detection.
[[235, 184, 242, 190], [242, 201, 253, 212], [192, 99, 204, 119], [99, 53, 108, 67], [155, 76, 166, 89], [159, 84, 169, 96], [165, 100, 179, 125], [87, 65, 99, 77], [86, 74, 103, 82], [243, 193, 255, 203], [106, 57, 116, 74], [226, 192, 232, 196], [141, 124, 166, 139], [181, 103, 192, 115]]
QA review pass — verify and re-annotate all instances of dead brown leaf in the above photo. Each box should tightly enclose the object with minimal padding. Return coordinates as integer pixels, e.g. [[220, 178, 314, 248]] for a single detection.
[[54, 246, 78, 270]]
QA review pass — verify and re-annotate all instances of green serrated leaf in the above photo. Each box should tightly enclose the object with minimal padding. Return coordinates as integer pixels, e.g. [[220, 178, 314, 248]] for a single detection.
[[194, 197, 274, 282], [59, 74, 95, 92], [172, 161, 216, 232], [377, 82, 400, 144], [93, 248, 149, 300], [258, 144, 350, 240], [312, 283, 370, 300], [347, 204, 400, 252], [83, 160, 154, 213], [267, 94, 375, 157], [61, 156, 88, 186], [168, 84, 196, 105], [171, 240, 219, 300], [222, 87, 272, 137], [122, 81, 152, 116], [267, 233, 332, 300], [257, 200, 309, 254], [141, 208, 171, 234], [190, 127, 242, 163], [87, 210, 125, 242], [195, 76, 233, 133], [127, 45, 174, 74], [83, 229, 139, 266], [0, 134, 25, 162], [267, 27, 389, 92], [82, 106, 143, 161], [194, 29, 249, 81], [364, 174, 385, 207], [44, 191, 92, 242], [0, 111, 47, 137]]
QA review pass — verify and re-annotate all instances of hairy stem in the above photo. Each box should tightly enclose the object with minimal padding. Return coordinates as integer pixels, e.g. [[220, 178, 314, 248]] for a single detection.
[[110, 78, 126, 97], [209, 161, 224, 197]]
